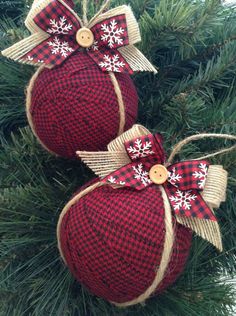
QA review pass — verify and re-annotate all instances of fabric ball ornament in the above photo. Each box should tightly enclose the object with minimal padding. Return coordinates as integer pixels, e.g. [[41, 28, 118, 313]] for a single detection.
[[57, 125, 231, 306], [59, 181, 192, 304], [2, 0, 156, 158]]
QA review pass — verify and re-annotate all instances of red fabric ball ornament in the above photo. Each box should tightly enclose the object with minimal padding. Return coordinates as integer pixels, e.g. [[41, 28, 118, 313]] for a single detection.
[[27, 52, 138, 158], [2, 1, 157, 159], [59, 181, 192, 305]]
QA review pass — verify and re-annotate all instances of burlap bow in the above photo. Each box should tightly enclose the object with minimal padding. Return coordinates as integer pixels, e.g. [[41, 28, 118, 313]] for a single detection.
[[2, 0, 156, 73], [77, 125, 235, 252], [102, 133, 217, 223]]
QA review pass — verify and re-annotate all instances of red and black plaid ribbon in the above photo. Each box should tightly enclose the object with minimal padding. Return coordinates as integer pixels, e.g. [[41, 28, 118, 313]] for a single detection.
[[22, 0, 132, 73], [102, 134, 216, 221]]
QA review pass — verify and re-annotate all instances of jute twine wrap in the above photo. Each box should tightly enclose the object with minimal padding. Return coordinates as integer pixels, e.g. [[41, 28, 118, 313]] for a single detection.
[[57, 125, 235, 306], [2, 0, 157, 73], [25, 65, 57, 155]]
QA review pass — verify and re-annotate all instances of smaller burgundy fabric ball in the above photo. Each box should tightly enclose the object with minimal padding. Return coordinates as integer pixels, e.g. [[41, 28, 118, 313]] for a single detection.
[[59, 182, 192, 304], [29, 52, 138, 158]]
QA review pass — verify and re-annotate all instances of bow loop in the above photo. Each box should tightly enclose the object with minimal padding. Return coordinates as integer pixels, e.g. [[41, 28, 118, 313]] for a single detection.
[[2, 1, 157, 73], [33, 0, 81, 36], [125, 134, 165, 163], [167, 160, 209, 191], [90, 15, 129, 50]]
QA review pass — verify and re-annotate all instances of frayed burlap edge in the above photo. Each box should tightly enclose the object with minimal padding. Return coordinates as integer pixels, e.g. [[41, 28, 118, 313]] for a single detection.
[[77, 124, 148, 177], [1, 33, 50, 67]]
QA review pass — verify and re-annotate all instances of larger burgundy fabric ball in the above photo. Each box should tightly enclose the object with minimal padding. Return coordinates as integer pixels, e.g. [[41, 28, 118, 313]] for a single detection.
[[59, 182, 192, 304], [28, 52, 138, 158]]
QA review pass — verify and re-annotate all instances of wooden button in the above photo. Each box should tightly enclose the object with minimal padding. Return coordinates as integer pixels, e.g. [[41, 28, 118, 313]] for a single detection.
[[76, 28, 94, 48], [149, 164, 168, 185]]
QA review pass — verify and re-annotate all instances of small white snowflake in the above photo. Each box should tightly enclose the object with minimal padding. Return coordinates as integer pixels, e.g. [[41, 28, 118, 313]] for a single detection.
[[127, 139, 154, 160], [101, 19, 124, 48], [87, 40, 99, 52], [48, 37, 74, 57], [47, 16, 73, 35], [107, 176, 126, 185], [132, 164, 152, 187], [99, 54, 125, 72], [169, 190, 197, 211], [108, 176, 117, 184], [193, 163, 208, 189], [37, 59, 44, 63], [168, 167, 182, 187], [27, 56, 33, 61]]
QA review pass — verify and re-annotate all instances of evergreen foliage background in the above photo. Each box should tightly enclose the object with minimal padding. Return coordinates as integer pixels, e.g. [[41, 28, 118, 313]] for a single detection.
[[0, 0, 236, 315]]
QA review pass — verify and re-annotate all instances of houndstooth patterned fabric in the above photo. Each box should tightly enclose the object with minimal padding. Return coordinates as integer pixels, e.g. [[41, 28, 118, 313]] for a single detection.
[[60, 181, 192, 303], [30, 52, 138, 158]]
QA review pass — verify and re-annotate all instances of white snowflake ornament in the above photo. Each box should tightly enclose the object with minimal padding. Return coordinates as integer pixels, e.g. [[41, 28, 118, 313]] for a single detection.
[[101, 19, 124, 48], [47, 16, 73, 35], [193, 163, 208, 189], [107, 176, 126, 186], [169, 190, 197, 211], [168, 168, 182, 187], [132, 164, 152, 187], [127, 139, 154, 159], [48, 37, 74, 57], [99, 55, 125, 72]]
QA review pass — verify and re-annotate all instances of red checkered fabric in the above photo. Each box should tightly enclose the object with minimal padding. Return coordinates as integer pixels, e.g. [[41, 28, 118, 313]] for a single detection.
[[33, 0, 81, 34], [59, 181, 192, 303], [102, 134, 216, 221], [125, 133, 165, 162], [91, 15, 129, 49], [25, 37, 78, 67], [164, 161, 215, 220], [22, 1, 132, 72], [30, 52, 138, 158]]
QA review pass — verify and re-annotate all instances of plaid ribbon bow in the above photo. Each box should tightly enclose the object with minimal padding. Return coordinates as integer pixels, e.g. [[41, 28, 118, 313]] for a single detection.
[[2, 0, 156, 74], [102, 133, 216, 222]]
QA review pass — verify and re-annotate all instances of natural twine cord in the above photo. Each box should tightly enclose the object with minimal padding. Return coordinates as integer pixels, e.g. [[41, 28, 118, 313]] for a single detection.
[[168, 133, 236, 164], [57, 181, 104, 263], [89, 0, 112, 26], [82, 0, 89, 25], [109, 72, 126, 136], [26, 66, 57, 155]]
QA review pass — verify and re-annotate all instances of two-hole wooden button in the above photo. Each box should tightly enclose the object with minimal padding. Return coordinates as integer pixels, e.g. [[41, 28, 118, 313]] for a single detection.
[[76, 27, 94, 48], [149, 164, 168, 185]]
